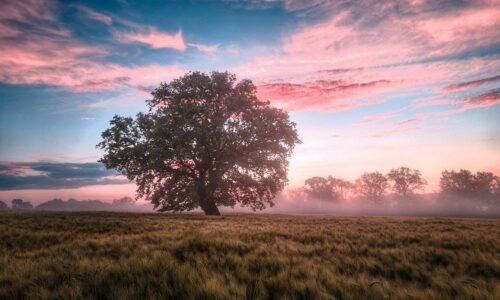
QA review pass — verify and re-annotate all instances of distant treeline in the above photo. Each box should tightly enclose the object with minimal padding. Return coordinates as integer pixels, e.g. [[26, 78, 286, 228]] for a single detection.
[[0, 197, 153, 212], [1, 168, 498, 216], [299, 167, 499, 202]]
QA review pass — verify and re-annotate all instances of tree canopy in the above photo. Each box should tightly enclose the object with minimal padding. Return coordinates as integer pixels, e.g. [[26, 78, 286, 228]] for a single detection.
[[98, 71, 300, 215]]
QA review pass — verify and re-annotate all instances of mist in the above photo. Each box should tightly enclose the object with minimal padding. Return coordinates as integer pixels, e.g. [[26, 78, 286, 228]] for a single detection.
[[2, 192, 498, 218], [262, 193, 500, 218]]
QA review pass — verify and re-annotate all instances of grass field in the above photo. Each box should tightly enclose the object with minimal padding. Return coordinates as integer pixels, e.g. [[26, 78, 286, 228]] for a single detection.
[[0, 212, 499, 299]]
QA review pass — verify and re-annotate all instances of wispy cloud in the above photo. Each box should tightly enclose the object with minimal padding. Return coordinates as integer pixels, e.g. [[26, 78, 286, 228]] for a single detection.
[[116, 27, 186, 50], [187, 43, 219, 53], [415, 89, 500, 111], [357, 108, 406, 124], [76, 5, 112, 25]]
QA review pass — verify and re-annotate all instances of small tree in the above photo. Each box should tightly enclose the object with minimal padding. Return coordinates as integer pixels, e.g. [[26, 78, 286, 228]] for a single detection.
[[387, 167, 427, 197], [98, 71, 300, 215], [355, 172, 388, 202], [304, 176, 353, 201], [304, 177, 333, 200], [11, 199, 33, 210]]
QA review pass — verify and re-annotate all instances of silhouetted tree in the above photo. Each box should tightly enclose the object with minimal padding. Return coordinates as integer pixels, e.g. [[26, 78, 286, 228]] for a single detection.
[[440, 169, 499, 202], [0, 200, 8, 210], [11, 199, 33, 210], [98, 71, 300, 215], [355, 172, 388, 202], [387, 167, 427, 197]]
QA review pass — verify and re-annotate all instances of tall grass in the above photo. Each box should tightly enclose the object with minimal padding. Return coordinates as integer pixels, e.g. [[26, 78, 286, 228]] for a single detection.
[[0, 211, 499, 299]]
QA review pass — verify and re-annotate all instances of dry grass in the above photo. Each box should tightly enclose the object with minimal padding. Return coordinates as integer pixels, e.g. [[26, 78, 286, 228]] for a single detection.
[[0, 211, 499, 299]]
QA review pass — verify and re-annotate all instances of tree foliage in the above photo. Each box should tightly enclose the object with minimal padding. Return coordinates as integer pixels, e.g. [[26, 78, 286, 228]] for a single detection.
[[387, 167, 427, 196], [98, 71, 300, 215], [355, 172, 388, 201]]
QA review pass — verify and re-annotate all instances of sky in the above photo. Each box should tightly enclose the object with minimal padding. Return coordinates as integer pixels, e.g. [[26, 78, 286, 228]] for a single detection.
[[0, 0, 499, 204]]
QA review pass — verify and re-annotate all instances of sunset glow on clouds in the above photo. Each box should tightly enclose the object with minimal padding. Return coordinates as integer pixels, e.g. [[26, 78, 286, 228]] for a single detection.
[[0, 0, 499, 203]]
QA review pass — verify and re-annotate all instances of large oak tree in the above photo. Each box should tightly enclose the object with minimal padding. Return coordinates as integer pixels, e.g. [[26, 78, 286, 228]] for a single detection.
[[98, 71, 300, 215]]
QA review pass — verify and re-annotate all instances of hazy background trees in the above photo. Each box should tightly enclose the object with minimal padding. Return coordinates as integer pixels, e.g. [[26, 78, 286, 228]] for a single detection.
[[11, 199, 33, 210], [0, 200, 8, 210], [112, 197, 135, 206], [35, 197, 151, 212], [295, 167, 499, 216]]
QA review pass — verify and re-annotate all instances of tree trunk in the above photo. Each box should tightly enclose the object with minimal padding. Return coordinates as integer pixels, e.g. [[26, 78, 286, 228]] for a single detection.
[[202, 200, 221, 216], [197, 185, 221, 216]]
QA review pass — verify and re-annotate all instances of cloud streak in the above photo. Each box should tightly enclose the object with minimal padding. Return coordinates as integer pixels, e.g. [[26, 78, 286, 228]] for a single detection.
[[0, 162, 128, 190], [257, 79, 393, 111], [443, 75, 500, 91]]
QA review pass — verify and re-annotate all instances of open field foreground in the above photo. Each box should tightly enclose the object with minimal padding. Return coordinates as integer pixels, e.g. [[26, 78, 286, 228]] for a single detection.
[[0, 212, 499, 300]]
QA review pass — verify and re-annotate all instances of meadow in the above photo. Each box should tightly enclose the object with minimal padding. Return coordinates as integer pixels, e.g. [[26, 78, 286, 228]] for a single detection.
[[0, 212, 499, 300]]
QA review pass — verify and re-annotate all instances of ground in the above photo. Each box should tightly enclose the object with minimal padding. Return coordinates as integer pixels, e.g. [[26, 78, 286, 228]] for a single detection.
[[0, 212, 499, 299]]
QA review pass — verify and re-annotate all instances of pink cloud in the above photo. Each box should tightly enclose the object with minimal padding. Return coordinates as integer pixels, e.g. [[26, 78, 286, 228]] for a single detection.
[[0, 1, 187, 92], [257, 79, 393, 111], [232, 0, 500, 112], [117, 27, 186, 50], [0, 36, 186, 92]]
